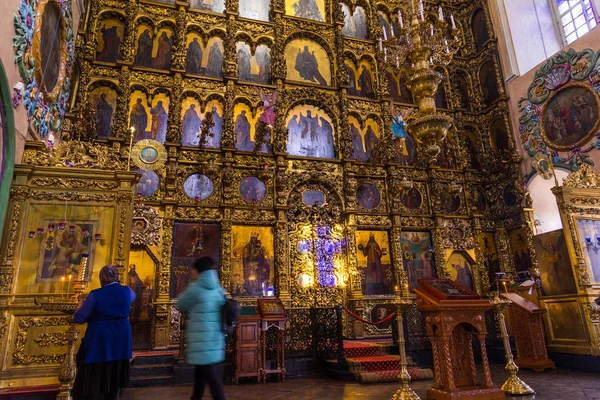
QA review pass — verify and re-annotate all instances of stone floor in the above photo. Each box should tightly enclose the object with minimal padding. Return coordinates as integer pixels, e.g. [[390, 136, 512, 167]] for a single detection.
[[121, 364, 600, 400]]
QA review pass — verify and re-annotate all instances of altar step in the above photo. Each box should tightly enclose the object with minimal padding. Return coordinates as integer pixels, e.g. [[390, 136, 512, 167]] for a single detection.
[[128, 353, 177, 388], [343, 340, 434, 384]]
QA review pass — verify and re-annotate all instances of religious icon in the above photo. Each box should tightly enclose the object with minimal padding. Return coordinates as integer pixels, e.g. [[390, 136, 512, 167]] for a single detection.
[[453, 73, 470, 111], [231, 226, 274, 297], [38, 222, 95, 281], [490, 118, 509, 152], [288, 0, 324, 21], [96, 20, 123, 63], [239, 176, 267, 203], [152, 29, 174, 70], [39, 1, 62, 94], [542, 85, 599, 149], [398, 74, 413, 104], [356, 231, 393, 295], [150, 99, 169, 143], [479, 61, 500, 105], [465, 134, 481, 170], [127, 263, 155, 323], [356, 183, 381, 210], [436, 137, 457, 169], [186, 37, 203, 75], [400, 188, 422, 210], [286, 39, 331, 85], [478, 232, 500, 291], [135, 169, 160, 198], [237, 42, 271, 83], [448, 252, 474, 291], [473, 188, 486, 212], [170, 223, 220, 297], [181, 103, 202, 145], [183, 174, 214, 200], [235, 109, 253, 151], [370, 305, 393, 330], [90, 87, 117, 139], [509, 228, 533, 273], [205, 38, 224, 78], [387, 70, 401, 102], [472, 9, 490, 53], [140, 147, 159, 164], [190, 0, 225, 13], [358, 63, 376, 98], [377, 12, 393, 41], [350, 121, 367, 161], [239, 0, 270, 21], [286, 105, 335, 159], [393, 134, 416, 165], [401, 231, 436, 291], [435, 80, 448, 109], [303, 190, 325, 206], [134, 27, 153, 68], [129, 96, 149, 141], [347, 62, 359, 96], [441, 191, 461, 213], [341, 5, 368, 39], [573, 219, 600, 283], [295, 46, 327, 85], [503, 185, 519, 207]]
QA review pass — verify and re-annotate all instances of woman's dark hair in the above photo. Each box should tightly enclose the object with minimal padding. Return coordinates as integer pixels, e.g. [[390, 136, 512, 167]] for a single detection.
[[192, 256, 217, 273]]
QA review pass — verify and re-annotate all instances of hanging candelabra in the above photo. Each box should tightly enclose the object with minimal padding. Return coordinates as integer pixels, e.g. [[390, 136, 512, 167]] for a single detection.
[[384, 0, 460, 162]]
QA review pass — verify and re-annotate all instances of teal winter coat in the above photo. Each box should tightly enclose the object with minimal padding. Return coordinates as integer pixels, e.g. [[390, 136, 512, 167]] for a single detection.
[[177, 270, 226, 365]]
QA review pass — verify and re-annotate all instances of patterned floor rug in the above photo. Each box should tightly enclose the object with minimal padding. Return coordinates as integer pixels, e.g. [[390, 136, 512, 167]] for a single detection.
[[344, 341, 433, 384]]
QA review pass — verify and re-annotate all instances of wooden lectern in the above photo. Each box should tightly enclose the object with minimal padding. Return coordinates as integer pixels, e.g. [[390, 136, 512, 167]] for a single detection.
[[415, 278, 505, 400], [233, 306, 261, 384], [257, 298, 287, 383], [501, 292, 555, 371]]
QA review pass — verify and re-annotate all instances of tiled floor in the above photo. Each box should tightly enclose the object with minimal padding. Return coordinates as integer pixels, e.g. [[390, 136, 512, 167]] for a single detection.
[[122, 364, 600, 400]]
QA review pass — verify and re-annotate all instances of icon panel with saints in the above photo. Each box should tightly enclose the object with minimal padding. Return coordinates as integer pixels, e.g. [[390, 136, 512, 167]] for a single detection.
[[37, 222, 95, 281], [231, 226, 274, 297]]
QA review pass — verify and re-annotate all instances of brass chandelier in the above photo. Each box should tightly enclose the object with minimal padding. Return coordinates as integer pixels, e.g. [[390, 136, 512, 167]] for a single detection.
[[384, 0, 460, 162]]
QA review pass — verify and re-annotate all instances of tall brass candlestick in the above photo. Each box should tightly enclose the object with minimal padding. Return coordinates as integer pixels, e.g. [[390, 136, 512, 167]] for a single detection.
[[491, 292, 535, 395], [391, 297, 420, 400]]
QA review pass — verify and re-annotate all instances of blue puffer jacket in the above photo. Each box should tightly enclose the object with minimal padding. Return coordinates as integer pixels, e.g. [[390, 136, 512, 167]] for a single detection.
[[177, 270, 226, 365]]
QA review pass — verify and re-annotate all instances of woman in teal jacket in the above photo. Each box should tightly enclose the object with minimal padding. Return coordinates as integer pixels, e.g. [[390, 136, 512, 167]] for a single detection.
[[178, 257, 226, 400]]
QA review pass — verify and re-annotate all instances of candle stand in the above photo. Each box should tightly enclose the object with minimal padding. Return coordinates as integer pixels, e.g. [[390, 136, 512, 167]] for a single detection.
[[36, 256, 90, 400], [391, 296, 420, 400], [490, 292, 535, 396]]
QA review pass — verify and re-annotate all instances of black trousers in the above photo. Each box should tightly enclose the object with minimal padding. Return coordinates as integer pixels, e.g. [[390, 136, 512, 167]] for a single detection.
[[192, 364, 225, 400]]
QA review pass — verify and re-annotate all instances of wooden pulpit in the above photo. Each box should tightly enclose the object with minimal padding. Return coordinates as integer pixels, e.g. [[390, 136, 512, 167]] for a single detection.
[[257, 298, 287, 383], [415, 278, 505, 400], [501, 292, 555, 371]]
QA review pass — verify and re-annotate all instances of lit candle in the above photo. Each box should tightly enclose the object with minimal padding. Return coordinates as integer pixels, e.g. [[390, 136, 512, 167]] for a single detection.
[[438, 6, 444, 21], [502, 281, 508, 294], [398, 10, 404, 28], [61, 276, 65, 300], [451, 14, 456, 29], [379, 37, 383, 51], [67, 274, 72, 297]]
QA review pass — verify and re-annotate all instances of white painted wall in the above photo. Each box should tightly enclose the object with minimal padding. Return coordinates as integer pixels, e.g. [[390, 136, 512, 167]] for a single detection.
[[527, 168, 570, 234]]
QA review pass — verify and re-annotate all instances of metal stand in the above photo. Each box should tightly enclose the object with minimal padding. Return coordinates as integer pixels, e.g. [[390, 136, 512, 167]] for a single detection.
[[491, 292, 535, 395], [391, 298, 420, 400]]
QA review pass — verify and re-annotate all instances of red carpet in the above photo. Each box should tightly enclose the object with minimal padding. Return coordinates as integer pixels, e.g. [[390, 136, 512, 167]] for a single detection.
[[344, 341, 433, 383]]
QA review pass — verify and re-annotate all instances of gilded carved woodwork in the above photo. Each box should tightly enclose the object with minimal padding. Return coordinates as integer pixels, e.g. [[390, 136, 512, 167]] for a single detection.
[[0, 0, 538, 359]]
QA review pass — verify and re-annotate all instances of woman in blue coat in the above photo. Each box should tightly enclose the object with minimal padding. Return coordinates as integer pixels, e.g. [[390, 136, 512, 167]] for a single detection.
[[72, 265, 135, 400], [178, 257, 226, 400]]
